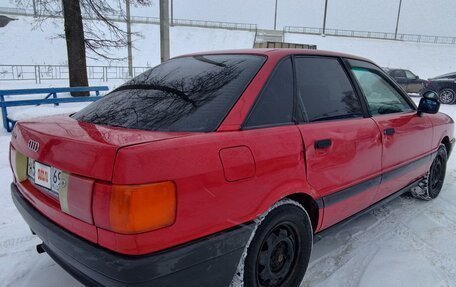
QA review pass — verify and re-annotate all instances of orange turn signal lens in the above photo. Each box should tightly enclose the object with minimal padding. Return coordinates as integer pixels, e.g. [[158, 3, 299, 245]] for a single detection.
[[109, 181, 177, 234]]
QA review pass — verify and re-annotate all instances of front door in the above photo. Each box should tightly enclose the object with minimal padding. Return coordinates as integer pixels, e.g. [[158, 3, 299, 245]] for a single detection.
[[390, 69, 408, 92], [405, 70, 424, 93], [294, 56, 383, 230], [349, 60, 433, 202]]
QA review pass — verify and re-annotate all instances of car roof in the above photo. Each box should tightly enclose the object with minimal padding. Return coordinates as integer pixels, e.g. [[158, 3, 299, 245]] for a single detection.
[[434, 72, 456, 78], [179, 48, 374, 64]]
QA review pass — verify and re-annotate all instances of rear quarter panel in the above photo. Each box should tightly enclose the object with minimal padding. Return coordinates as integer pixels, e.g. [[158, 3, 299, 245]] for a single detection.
[[99, 126, 319, 255]]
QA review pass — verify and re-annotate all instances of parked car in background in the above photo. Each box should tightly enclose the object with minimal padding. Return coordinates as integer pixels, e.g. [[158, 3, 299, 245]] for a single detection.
[[384, 68, 427, 94], [10, 49, 454, 287], [422, 72, 456, 104], [432, 72, 456, 80]]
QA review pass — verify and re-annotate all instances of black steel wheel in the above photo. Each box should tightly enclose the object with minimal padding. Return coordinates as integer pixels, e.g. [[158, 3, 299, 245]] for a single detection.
[[243, 202, 312, 287], [411, 144, 447, 200], [438, 89, 456, 104], [428, 145, 447, 198]]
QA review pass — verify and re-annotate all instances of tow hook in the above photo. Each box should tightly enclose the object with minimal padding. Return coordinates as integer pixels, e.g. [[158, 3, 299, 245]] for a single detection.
[[36, 243, 46, 254]]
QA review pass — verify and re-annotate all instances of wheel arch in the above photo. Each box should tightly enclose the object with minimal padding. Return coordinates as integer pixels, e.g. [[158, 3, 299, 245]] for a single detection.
[[250, 180, 322, 234], [441, 136, 450, 152], [441, 136, 452, 156], [285, 193, 321, 232]]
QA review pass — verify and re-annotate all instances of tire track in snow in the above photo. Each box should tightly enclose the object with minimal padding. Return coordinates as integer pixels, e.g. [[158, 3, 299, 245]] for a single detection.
[[301, 195, 434, 286], [0, 235, 36, 253]]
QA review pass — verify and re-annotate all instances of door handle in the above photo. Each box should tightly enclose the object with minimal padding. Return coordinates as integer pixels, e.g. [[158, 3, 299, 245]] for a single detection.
[[384, 128, 395, 136], [315, 139, 332, 149]]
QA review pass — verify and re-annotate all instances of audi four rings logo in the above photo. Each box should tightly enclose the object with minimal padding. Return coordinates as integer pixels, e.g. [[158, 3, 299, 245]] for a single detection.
[[28, 140, 40, 152]]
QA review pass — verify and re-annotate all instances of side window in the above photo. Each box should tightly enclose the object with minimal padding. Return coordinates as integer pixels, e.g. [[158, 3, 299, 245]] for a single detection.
[[351, 67, 413, 116], [405, 70, 417, 79], [391, 70, 406, 78], [245, 58, 294, 127], [295, 57, 363, 122]]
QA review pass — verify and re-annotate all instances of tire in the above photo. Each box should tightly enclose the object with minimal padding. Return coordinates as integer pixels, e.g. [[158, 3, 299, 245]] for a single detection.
[[438, 89, 456, 104], [243, 202, 313, 287], [411, 144, 447, 200]]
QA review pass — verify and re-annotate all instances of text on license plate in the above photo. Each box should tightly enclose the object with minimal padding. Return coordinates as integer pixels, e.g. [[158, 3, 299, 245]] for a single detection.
[[27, 159, 64, 196]]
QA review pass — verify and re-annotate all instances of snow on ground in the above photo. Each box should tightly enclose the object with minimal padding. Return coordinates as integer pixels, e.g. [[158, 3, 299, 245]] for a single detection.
[[0, 80, 117, 123], [0, 98, 456, 286], [285, 33, 456, 80], [6, 102, 90, 121], [0, 17, 255, 67]]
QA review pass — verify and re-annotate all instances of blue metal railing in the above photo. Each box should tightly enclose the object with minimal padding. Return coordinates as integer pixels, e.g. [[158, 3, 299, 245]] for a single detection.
[[0, 86, 109, 132]]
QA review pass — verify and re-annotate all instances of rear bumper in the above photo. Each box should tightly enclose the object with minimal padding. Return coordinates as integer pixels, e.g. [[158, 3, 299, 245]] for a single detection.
[[11, 183, 253, 287]]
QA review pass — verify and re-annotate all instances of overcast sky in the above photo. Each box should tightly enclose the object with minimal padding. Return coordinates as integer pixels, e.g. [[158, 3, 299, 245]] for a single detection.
[[2, 0, 456, 36]]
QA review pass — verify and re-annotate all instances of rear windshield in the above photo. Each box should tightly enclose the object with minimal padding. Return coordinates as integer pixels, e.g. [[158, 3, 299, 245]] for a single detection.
[[73, 55, 265, 132]]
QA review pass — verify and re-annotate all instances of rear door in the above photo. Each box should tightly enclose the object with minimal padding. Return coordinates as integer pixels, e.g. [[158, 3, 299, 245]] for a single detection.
[[348, 59, 433, 202], [294, 56, 383, 230]]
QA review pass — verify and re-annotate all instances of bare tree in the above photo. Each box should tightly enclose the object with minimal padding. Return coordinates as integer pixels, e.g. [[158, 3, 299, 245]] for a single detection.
[[15, 0, 150, 96]]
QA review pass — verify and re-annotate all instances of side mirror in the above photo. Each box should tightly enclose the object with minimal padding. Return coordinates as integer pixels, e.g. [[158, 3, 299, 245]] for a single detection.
[[418, 91, 440, 115], [415, 75, 420, 79]]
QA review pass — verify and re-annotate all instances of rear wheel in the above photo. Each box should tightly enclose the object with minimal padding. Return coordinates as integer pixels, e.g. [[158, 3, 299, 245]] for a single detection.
[[438, 89, 456, 104], [411, 144, 447, 200], [243, 202, 313, 287]]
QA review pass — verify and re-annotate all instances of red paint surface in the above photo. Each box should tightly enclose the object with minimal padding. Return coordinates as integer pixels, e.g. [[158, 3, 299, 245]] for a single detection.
[[372, 112, 434, 201], [10, 49, 455, 255], [67, 175, 95, 224], [298, 118, 383, 229]]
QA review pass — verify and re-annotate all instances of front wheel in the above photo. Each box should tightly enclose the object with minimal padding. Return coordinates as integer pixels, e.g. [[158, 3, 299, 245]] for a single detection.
[[438, 89, 456, 104], [411, 144, 447, 200], [242, 201, 313, 287]]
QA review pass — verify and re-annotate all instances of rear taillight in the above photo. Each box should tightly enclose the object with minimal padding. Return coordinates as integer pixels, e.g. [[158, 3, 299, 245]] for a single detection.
[[10, 146, 27, 182], [93, 181, 177, 234]]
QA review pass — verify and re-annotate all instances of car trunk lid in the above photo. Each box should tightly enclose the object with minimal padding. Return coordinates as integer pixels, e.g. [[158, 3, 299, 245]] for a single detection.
[[11, 115, 193, 181]]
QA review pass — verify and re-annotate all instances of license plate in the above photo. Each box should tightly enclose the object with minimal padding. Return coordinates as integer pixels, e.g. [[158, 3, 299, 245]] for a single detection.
[[35, 162, 51, 189], [28, 159, 63, 196]]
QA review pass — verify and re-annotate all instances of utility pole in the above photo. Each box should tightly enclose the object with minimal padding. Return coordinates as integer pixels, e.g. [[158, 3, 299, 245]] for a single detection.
[[273, 0, 278, 30], [394, 0, 403, 40], [32, 0, 37, 17], [126, 0, 133, 77], [170, 0, 174, 27], [322, 0, 328, 36], [160, 0, 170, 62]]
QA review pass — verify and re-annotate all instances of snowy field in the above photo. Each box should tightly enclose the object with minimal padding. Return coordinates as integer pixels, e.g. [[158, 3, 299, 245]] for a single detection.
[[284, 33, 456, 80], [0, 98, 456, 287], [2, 0, 456, 35], [2, 16, 455, 85], [0, 17, 255, 67]]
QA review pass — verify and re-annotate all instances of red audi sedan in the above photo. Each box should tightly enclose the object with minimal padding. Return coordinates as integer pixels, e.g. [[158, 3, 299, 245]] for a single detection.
[[9, 49, 454, 287]]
